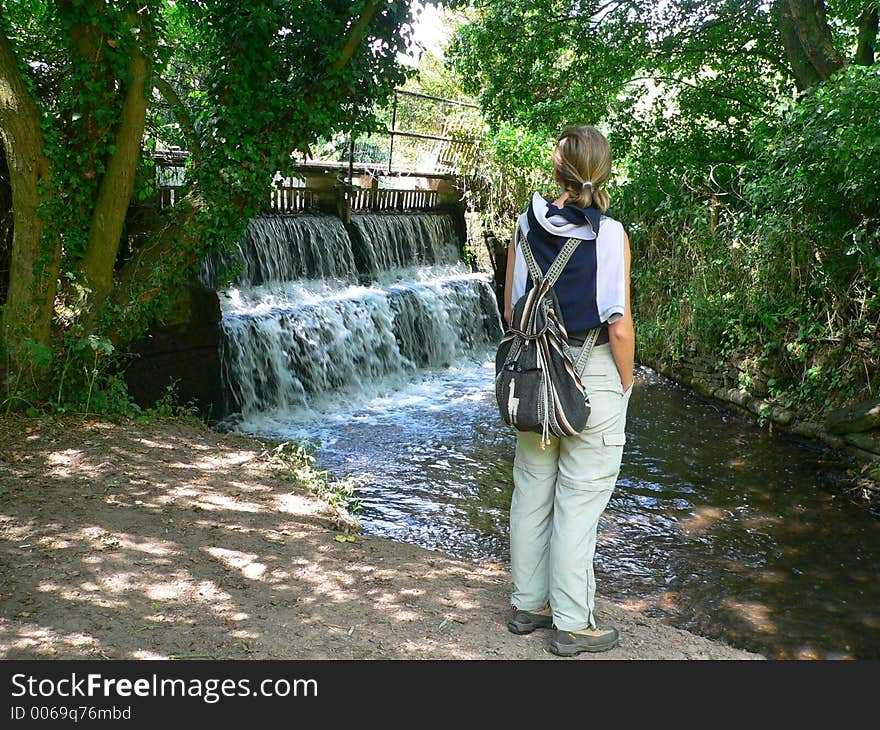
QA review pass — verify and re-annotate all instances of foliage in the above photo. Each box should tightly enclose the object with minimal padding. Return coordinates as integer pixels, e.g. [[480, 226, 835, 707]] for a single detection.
[[449, 0, 879, 413], [262, 439, 363, 518], [465, 122, 556, 233], [0, 0, 420, 411], [621, 65, 880, 410], [450, 1, 787, 145]]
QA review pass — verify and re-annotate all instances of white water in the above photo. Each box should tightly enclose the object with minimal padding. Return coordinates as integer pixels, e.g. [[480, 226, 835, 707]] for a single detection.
[[213, 212, 502, 424]]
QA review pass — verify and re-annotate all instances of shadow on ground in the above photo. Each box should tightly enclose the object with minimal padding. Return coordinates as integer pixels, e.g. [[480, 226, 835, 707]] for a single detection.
[[0, 414, 759, 660]]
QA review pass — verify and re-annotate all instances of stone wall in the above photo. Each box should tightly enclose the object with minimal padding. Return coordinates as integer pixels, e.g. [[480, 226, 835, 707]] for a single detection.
[[121, 279, 225, 423], [646, 348, 880, 460]]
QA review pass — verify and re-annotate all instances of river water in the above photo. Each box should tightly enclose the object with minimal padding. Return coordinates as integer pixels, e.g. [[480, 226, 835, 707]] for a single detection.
[[214, 212, 880, 660]]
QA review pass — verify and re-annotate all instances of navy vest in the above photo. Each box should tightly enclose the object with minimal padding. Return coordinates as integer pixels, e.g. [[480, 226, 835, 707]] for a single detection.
[[523, 200, 604, 333]]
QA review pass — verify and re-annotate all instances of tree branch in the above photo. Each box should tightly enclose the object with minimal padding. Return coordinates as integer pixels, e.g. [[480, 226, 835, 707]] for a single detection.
[[154, 74, 200, 165], [775, 0, 824, 89], [784, 0, 846, 80], [625, 75, 765, 115], [332, 1, 381, 71]]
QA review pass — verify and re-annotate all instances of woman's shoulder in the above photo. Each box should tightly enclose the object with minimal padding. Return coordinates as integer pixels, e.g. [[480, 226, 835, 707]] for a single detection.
[[524, 191, 547, 212], [601, 209, 629, 229], [598, 214, 623, 233]]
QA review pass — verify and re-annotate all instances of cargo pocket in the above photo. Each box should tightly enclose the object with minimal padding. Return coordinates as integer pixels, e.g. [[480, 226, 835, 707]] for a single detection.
[[602, 432, 626, 447]]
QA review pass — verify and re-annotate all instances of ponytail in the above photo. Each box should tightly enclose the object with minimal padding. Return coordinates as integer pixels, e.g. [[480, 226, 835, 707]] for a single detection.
[[553, 125, 612, 212]]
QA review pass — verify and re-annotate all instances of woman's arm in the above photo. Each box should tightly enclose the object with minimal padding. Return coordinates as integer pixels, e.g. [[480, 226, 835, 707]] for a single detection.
[[608, 229, 634, 392], [503, 229, 517, 326]]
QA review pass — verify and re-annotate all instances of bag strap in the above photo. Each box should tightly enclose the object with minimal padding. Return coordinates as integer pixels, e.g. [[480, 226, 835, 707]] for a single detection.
[[573, 326, 601, 373], [516, 224, 582, 288]]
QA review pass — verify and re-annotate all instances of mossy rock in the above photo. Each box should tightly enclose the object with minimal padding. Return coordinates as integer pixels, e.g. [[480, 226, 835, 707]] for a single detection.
[[826, 399, 880, 435]]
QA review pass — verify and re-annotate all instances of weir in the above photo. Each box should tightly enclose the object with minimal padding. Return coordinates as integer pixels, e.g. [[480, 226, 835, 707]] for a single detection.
[[123, 207, 501, 422], [215, 210, 500, 421]]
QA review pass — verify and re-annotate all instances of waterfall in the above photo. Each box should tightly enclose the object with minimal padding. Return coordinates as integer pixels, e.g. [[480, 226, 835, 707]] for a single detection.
[[212, 211, 501, 421], [200, 215, 357, 288], [349, 213, 461, 275]]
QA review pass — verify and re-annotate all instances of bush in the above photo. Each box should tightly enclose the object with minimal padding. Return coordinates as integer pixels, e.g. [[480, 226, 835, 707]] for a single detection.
[[620, 65, 880, 411]]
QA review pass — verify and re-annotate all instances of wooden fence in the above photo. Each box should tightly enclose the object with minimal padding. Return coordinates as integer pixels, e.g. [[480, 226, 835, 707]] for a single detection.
[[349, 187, 439, 212], [268, 187, 317, 212], [158, 185, 443, 213]]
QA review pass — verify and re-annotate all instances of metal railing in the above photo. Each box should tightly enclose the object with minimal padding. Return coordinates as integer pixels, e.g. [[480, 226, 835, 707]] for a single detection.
[[154, 88, 480, 211], [384, 89, 479, 175]]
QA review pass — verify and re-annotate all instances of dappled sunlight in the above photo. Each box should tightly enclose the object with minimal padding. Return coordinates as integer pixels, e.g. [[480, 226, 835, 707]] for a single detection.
[[36, 578, 127, 610], [656, 591, 680, 613], [274, 491, 326, 516], [678, 506, 726, 536], [128, 648, 168, 660], [159, 486, 266, 514], [740, 513, 785, 531], [0, 519, 33, 542], [0, 619, 103, 658], [75, 526, 181, 557], [204, 547, 268, 582], [132, 437, 176, 450], [755, 569, 787, 585], [168, 451, 266, 472], [45, 449, 85, 478], [288, 558, 359, 602], [722, 599, 776, 634], [0, 413, 763, 660], [439, 588, 482, 612]]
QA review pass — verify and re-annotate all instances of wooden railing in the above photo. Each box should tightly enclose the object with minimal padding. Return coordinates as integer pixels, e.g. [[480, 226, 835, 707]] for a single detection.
[[158, 184, 443, 213], [349, 188, 439, 212], [268, 187, 317, 212]]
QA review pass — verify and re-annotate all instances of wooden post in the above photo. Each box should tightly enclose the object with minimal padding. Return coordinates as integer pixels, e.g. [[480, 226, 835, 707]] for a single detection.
[[388, 90, 397, 174]]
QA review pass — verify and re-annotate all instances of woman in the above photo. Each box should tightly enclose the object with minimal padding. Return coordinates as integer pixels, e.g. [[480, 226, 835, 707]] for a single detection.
[[502, 124, 634, 656]]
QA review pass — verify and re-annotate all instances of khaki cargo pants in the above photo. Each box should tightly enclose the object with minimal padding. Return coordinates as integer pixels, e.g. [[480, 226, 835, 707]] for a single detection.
[[509, 342, 632, 631]]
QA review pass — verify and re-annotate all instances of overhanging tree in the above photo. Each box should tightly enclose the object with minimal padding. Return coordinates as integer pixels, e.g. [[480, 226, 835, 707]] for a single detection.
[[0, 0, 416, 404], [449, 0, 876, 135]]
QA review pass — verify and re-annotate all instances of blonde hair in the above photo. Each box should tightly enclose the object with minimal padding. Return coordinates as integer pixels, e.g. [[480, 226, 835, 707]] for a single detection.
[[552, 125, 611, 212]]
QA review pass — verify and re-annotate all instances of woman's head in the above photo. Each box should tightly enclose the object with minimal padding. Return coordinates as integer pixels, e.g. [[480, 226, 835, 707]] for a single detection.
[[552, 125, 611, 211]]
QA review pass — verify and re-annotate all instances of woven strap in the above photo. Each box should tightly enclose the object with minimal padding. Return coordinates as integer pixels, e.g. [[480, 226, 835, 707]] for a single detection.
[[516, 224, 581, 288], [573, 326, 600, 374]]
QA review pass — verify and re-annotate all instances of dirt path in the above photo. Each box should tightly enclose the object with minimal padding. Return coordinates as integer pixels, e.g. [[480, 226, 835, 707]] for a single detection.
[[0, 414, 760, 660]]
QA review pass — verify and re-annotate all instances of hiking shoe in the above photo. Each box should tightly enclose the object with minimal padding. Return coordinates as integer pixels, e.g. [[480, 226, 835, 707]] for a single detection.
[[549, 625, 620, 655], [507, 606, 554, 635]]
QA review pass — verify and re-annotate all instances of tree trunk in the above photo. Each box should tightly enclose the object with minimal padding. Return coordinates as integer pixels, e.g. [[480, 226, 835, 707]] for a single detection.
[[784, 0, 846, 80], [154, 75, 199, 166], [776, 1, 825, 89], [0, 31, 60, 369], [103, 190, 205, 345], [856, 2, 878, 66], [79, 40, 150, 328]]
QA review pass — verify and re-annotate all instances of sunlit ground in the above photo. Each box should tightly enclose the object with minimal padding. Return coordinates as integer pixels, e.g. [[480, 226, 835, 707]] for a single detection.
[[0, 414, 757, 660]]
